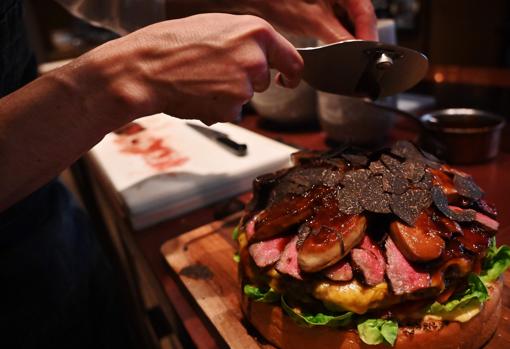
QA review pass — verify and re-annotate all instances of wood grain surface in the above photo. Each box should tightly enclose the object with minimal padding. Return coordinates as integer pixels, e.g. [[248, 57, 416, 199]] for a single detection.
[[161, 214, 510, 349]]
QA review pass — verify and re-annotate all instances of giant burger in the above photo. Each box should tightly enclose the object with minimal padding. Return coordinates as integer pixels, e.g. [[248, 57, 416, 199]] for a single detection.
[[234, 141, 510, 349]]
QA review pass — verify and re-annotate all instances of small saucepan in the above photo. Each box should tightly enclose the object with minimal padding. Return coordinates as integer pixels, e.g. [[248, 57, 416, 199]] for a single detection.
[[417, 108, 505, 164], [375, 105, 506, 164], [329, 98, 506, 164]]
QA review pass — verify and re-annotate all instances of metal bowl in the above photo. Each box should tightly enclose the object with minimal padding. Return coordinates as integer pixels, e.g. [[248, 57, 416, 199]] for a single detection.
[[418, 108, 505, 164], [318, 94, 396, 148]]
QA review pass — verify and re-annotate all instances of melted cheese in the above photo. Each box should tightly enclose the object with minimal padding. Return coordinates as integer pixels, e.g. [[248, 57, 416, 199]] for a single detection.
[[313, 280, 393, 314]]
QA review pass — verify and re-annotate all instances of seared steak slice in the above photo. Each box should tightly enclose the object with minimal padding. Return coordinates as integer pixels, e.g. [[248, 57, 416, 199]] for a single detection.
[[276, 235, 302, 280], [385, 237, 431, 295], [389, 212, 444, 262], [323, 260, 353, 281], [351, 235, 385, 286], [248, 236, 291, 268]]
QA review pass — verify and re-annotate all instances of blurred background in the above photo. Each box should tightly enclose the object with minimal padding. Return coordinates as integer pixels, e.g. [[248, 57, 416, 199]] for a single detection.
[[25, 0, 510, 117]]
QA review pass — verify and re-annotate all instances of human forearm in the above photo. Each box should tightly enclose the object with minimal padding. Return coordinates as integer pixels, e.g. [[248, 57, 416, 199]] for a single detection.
[[0, 14, 302, 211], [0, 47, 141, 210]]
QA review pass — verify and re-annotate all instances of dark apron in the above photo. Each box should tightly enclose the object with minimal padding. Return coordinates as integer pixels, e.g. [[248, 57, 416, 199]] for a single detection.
[[0, 2, 130, 348]]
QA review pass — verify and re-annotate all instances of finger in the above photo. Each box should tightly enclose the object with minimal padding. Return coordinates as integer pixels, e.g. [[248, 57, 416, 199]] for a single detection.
[[251, 66, 271, 93], [275, 71, 301, 89], [313, 15, 354, 43], [263, 26, 304, 88], [339, 0, 378, 41]]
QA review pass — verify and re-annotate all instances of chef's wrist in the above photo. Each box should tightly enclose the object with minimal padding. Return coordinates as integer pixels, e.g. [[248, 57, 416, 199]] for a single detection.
[[53, 43, 158, 130]]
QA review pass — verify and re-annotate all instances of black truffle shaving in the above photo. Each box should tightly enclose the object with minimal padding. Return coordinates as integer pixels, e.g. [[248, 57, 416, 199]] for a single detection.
[[382, 172, 409, 195], [474, 199, 498, 219], [360, 176, 391, 213], [369, 160, 390, 175], [431, 186, 476, 222], [337, 187, 364, 215], [391, 140, 423, 160], [453, 174, 484, 201], [390, 189, 432, 226], [401, 160, 426, 183], [391, 140, 441, 169], [341, 169, 371, 189], [381, 154, 402, 173], [415, 172, 433, 190]]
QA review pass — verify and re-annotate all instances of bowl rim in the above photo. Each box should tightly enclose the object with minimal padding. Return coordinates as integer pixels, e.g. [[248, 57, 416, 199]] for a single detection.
[[419, 108, 506, 134]]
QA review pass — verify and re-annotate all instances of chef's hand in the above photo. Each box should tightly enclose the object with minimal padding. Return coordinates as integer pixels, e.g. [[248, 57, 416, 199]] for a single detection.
[[249, 0, 378, 43], [66, 13, 303, 125], [165, 0, 378, 44]]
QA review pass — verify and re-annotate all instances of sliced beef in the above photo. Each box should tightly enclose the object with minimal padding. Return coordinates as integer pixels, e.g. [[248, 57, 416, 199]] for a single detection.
[[248, 236, 291, 268], [474, 212, 499, 232], [448, 206, 498, 231], [351, 235, 385, 286], [275, 235, 302, 280], [323, 260, 353, 281], [385, 237, 431, 295]]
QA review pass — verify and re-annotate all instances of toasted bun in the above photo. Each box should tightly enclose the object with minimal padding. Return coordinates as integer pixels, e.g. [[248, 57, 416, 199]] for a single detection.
[[241, 280, 502, 349]]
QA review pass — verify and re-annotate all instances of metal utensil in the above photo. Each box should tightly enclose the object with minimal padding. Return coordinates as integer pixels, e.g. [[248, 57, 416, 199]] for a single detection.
[[330, 99, 505, 164], [297, 40, 428, 99], [186, 123, 248, 156]]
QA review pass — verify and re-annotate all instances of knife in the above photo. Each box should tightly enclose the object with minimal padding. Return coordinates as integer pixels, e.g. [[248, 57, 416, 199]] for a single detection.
[[186, 123, 248, 156], [296, 40, 429, 100]]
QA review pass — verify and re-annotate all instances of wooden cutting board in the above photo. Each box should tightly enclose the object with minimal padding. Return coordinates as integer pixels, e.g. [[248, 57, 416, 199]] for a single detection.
[[161, 214, 510, 349]]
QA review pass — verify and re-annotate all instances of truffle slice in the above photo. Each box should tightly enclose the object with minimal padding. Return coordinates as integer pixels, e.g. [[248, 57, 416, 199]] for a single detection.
[[390, 189, 432, 226], [431, 186, 476, 222], [453, 174, 484, 201]]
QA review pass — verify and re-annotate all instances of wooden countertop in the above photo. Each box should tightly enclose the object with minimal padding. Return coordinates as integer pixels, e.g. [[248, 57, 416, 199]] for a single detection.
[[93, 114, 510, 349]]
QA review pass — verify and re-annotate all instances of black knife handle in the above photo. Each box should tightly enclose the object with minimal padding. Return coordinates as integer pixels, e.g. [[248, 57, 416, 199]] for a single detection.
[[217, 136, 248, 156]]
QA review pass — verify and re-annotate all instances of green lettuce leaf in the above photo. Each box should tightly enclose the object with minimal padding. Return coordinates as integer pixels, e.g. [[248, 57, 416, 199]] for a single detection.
[[480, 239, 510, 283], [233, 253, 240, 263], [357, 319, 398, 346], [281, 296, 353, 328], [243, 284, 279, 303], [427, 273, 488, 314], [232, 225, 240, 241]]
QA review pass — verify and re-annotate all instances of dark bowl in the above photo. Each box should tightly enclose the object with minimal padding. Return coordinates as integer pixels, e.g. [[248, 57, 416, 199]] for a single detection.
[[418, 108, 506, 164]]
